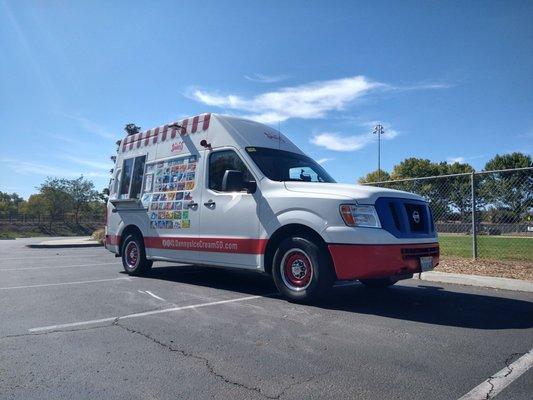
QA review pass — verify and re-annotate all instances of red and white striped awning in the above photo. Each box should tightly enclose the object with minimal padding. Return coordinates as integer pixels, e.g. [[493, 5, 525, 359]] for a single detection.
[[121, 113, 211, 153]]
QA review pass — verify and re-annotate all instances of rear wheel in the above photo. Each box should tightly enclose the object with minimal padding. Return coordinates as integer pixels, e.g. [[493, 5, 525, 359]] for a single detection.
[[359, 277, 399, 289], [272, 235, 334, 303], [121, 234, 152, 275]]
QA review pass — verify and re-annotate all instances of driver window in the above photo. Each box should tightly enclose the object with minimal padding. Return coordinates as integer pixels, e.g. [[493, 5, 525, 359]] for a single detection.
[[209, 150, 253, 191]]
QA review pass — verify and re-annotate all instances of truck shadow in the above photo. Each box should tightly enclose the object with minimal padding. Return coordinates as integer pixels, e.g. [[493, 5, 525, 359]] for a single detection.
[[138, 265, 533, 330]]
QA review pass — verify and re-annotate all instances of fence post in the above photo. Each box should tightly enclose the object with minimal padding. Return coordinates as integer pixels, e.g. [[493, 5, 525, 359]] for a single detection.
[[471, 172, 477, 259]]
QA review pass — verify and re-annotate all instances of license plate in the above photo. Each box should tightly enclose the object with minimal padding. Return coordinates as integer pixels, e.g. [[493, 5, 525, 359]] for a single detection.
[[420, 256, 433, 271]]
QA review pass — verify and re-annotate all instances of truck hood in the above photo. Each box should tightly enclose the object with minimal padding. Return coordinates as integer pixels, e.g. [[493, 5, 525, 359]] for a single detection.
[[283, 182, 424, 203]]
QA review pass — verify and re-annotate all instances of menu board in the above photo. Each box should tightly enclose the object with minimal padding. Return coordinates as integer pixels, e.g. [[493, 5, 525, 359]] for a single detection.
[[142, 155, 197, 230]]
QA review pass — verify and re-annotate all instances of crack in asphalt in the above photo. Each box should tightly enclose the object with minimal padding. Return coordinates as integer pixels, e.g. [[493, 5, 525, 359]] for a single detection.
[[112, 319, 274, 398], [0, 324, 113, 340], [112, 319, 328, 399], [484, 352, 523, 399], [2, 314, 329, 399]]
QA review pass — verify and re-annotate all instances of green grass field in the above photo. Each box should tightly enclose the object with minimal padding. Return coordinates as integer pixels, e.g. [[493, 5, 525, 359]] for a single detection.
[[438, 234, 533, 261]]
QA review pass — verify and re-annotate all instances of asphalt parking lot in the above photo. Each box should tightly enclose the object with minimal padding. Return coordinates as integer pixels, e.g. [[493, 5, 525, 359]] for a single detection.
[[1, 238, 532, 399]]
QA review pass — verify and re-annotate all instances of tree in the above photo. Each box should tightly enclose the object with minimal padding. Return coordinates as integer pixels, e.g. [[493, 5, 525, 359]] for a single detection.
[[37, 178, 73, 229], [0, 191, 25, 218], [480, 152, 533, 221], [358, 169, 391, 184], [444, 162, 475, 222], [22, 194, 47, 220], [390, 158, 441, 180], [65, 176, 99, 224]]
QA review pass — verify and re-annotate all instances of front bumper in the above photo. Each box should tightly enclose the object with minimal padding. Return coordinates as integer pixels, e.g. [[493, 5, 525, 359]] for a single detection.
[[328, 242, 439, 280]]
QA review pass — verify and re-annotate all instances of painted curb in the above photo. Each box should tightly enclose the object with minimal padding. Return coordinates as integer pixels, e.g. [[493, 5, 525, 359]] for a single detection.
[[27, 242, 102, 249], [416, 271, 533, 293]]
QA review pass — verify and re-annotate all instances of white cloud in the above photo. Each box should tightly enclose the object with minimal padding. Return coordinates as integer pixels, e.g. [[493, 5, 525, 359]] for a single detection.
[[2, 158, 109, 178], [311, 122, 399, 152], [58, 154, 110, 170], [65, 115, 117, 140], [446, 154, 486, 164], [518, 128, 533, 139], [447, 156, 466, 163], [316, 157, 334, 165], [311, 133, 372, 152], [244, 73, 290, 83], [190, 75, 382, 123], [391, 82, 453, 91], [47, 134, 83, 145]]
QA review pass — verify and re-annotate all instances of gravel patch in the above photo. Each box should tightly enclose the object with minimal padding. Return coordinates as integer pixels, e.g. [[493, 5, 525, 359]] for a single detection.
[[436, 257, 533, 281]]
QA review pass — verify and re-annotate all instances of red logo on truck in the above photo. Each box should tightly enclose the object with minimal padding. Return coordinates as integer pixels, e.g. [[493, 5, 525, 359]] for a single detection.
[[171, 141, 184, 152]]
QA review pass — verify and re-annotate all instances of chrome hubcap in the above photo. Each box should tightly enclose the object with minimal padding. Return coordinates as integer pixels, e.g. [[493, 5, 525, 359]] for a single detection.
[[125, 242, 139, 268], [291, 260, 307, 279], [280, 249, 313, 291]]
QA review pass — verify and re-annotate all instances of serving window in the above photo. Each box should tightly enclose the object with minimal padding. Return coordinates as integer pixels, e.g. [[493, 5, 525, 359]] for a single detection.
[[119, 156, 146, 199]]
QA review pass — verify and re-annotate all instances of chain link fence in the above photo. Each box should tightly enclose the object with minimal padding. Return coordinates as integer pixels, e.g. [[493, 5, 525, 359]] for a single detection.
[[364, 167, 533, 263]]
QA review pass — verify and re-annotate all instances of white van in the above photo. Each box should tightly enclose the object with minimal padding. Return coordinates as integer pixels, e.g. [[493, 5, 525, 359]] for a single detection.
[[105, 113, 439, 301]]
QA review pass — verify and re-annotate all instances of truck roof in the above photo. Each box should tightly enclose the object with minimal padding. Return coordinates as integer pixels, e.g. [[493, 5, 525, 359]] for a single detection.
[[118, 113, 303, 156]]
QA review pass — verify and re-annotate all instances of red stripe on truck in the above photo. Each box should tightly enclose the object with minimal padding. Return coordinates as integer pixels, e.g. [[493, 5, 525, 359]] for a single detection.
[[181, 119, 188, 135], [106, 235, 266, 255], [170, 123, 177, 139], [144, 237, 267, 254], [191, 116, 199, 133], [105, 235, 121, 246], [202, 113, 211, 130]]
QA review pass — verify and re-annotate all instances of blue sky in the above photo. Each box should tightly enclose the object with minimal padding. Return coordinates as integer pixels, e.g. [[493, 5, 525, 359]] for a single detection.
[[1, 0, 532, 199]]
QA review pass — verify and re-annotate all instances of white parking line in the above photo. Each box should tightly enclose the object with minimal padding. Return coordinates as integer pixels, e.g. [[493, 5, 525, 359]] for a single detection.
[[28, 294, 268, 333], [0, 262, 120, 271], [0, 253, 111, 261], [458, 349, 533, 399], [138, 290, 166, 301], [0, 277, 131, 290]]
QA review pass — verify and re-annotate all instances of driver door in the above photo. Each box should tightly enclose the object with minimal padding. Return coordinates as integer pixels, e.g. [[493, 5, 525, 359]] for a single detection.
[[198, 148, 261, 269]]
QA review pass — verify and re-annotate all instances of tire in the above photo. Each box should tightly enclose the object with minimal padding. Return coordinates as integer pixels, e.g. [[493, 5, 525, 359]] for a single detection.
[[272, 235, 334, 303], [359, 277, 399, 289], [121, 234, 153, 275]]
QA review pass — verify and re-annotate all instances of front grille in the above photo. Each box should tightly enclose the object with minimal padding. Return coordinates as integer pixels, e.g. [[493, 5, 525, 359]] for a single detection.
[[375, 197, 436, 239], [405, 203, 425, 232], [401, 246, 440, 259], [389, 203, 401, 230]]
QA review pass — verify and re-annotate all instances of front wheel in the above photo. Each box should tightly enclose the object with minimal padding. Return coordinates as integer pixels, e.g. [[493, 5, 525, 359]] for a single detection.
[[272, 236, 334, 303], [121, 234, 153, 275]]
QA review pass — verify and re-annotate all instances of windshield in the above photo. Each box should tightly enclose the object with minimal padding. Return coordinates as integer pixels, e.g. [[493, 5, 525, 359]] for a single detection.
[[245, 147, 336, 183]]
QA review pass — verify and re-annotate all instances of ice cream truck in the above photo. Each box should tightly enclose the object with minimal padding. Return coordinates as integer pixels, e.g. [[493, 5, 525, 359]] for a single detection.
[[105, 113, 439, 302]]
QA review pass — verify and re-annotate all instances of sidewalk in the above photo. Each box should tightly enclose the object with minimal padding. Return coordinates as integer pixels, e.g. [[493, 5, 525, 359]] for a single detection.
[[27, 236, 102, 249], [416, 271, 533, 293]]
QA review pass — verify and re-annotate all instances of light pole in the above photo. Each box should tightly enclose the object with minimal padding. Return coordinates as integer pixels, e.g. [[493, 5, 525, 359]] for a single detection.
[[373, 124, 384, 181]]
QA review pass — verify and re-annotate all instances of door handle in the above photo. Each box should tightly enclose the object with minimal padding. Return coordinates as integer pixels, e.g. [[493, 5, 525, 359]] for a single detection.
[[186, 201, 198, 209], [203, 199, 216, 207]]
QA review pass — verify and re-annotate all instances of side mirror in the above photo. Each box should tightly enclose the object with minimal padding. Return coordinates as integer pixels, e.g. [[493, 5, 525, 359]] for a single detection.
[[222, 170, 244, 192], [221, 170, 256, 193], [245, 180, 257, 194]]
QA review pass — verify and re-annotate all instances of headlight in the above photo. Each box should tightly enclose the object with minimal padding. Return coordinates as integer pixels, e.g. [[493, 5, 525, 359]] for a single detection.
[[340, 204, 381, 228]]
